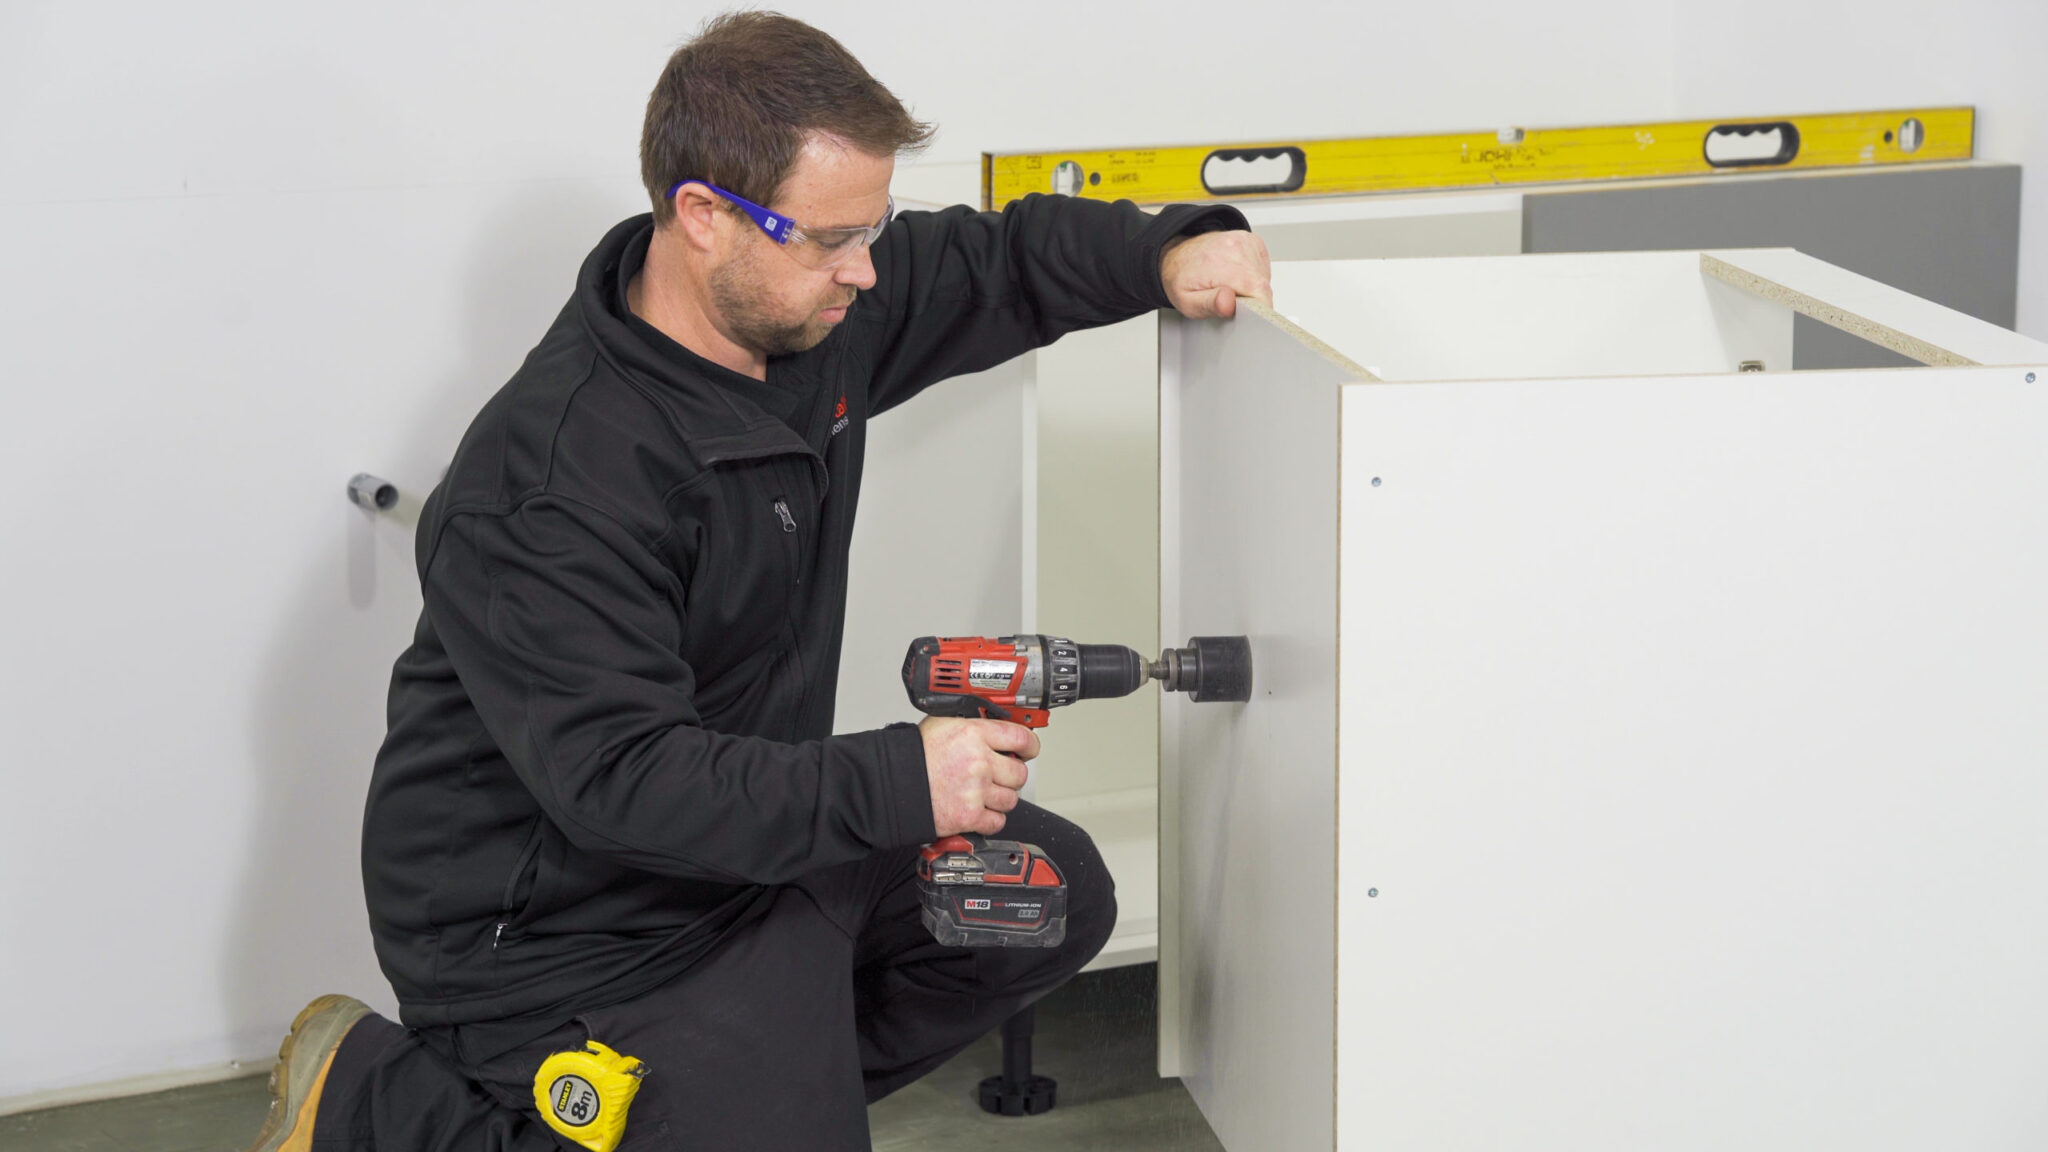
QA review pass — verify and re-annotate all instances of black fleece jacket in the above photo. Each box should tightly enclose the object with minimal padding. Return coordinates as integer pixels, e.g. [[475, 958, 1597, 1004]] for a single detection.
[[361, 194, 1250, 1035]]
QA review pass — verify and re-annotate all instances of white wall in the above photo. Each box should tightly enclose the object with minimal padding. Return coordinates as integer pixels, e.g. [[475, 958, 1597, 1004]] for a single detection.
[[1, 0, 2041, 1105], [1667, 0, 2048, 341]]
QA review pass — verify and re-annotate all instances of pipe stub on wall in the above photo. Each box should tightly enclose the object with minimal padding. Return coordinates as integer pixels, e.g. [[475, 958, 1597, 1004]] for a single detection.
[[348, 473, 398, 512]]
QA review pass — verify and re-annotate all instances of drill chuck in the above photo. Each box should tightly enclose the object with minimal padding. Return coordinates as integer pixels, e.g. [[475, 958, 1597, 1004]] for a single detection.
[[1074, 644, 1149, 701]]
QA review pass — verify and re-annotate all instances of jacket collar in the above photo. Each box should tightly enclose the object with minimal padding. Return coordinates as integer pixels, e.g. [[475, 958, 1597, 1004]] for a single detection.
[[575, 215, 822, 470]]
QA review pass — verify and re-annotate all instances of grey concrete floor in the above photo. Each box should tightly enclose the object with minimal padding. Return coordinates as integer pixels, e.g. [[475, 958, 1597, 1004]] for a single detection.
[[1, 964, 1221, 1152]]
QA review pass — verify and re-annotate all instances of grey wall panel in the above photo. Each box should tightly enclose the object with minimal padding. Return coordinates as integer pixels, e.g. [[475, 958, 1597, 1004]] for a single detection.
[[1523, 165, 2021, 370]]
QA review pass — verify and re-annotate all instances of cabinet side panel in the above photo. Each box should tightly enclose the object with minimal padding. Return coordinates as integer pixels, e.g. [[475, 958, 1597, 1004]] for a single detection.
[[1158, 316, 1187, 1077], [1162, 309, 1349, 1151]]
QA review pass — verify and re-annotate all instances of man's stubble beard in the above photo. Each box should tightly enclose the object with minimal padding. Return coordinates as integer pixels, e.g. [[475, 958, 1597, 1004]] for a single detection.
[[709, 246, 856, 358]]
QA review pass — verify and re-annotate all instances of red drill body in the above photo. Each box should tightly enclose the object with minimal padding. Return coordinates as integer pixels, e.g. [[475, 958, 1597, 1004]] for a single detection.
[[900, 634, 1142, 950], [901, 635, 1059, 728], [900, 633, 1252, 949], [902, 633, 1155, 728]]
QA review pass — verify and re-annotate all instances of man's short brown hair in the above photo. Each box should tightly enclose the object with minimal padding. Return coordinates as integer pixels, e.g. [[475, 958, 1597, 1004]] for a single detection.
[[641, 12, 934, 226]]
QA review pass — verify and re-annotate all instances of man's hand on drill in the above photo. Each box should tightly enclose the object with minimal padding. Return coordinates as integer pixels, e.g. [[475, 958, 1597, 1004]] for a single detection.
[[1161, 230, 1273, 320], [919, 716, 1039, 837]]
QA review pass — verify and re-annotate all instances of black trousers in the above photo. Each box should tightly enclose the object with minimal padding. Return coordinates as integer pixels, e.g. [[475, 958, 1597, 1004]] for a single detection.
[[315, 801, 1114, 1150]]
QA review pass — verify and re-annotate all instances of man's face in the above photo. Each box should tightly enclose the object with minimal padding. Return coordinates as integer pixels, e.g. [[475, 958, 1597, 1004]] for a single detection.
[[709, 136, 893, 358]]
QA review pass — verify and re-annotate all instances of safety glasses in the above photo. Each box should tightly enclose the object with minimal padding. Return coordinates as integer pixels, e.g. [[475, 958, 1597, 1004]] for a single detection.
[[666, 179, 892, 270]]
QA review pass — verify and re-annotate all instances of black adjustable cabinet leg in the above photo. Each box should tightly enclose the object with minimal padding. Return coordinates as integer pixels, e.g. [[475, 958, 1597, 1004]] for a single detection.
[[978, 1005, 1057, 1116]]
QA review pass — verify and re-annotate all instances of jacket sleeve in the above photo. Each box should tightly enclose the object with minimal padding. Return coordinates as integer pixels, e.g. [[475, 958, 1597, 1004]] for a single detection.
[[424, 494, 937, 886], [864, 194, 1251, 414]]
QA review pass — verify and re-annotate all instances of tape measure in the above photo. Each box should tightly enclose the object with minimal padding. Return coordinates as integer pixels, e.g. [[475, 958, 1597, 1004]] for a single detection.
[[532, 1040, 649, 1152], [982, 106, 1973, 210]]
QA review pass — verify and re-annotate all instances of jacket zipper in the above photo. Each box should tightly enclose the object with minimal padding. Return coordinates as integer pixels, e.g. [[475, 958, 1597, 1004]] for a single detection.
[[773, 497, 802, 587], [772, 493, 813, 723], [493, 819, 547, 951]]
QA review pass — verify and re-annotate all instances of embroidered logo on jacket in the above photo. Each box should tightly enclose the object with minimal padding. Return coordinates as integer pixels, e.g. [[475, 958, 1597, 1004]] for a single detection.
[[830, 395, 850, 438]]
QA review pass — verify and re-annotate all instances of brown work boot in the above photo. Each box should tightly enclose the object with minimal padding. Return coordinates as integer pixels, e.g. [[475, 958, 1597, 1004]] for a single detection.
[[244, 994, 372, 1152]]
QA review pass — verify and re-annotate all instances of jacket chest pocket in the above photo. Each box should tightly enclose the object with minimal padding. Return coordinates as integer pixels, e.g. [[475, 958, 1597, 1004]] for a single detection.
[[753, 451, 820, 596], [678, 462, 818, 657]]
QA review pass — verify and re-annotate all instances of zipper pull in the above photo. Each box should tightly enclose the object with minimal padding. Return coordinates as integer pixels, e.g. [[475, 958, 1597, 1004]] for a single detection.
[[774, 499, 797, 533], [493, 921, 508, 950]]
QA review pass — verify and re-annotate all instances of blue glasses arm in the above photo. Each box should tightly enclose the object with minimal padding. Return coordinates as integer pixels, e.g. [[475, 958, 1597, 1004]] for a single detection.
[[663, 180, 796, 245]]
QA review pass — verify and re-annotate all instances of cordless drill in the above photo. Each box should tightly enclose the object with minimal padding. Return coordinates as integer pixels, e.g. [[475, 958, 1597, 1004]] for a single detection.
[[901, 633, 1251, 948]]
